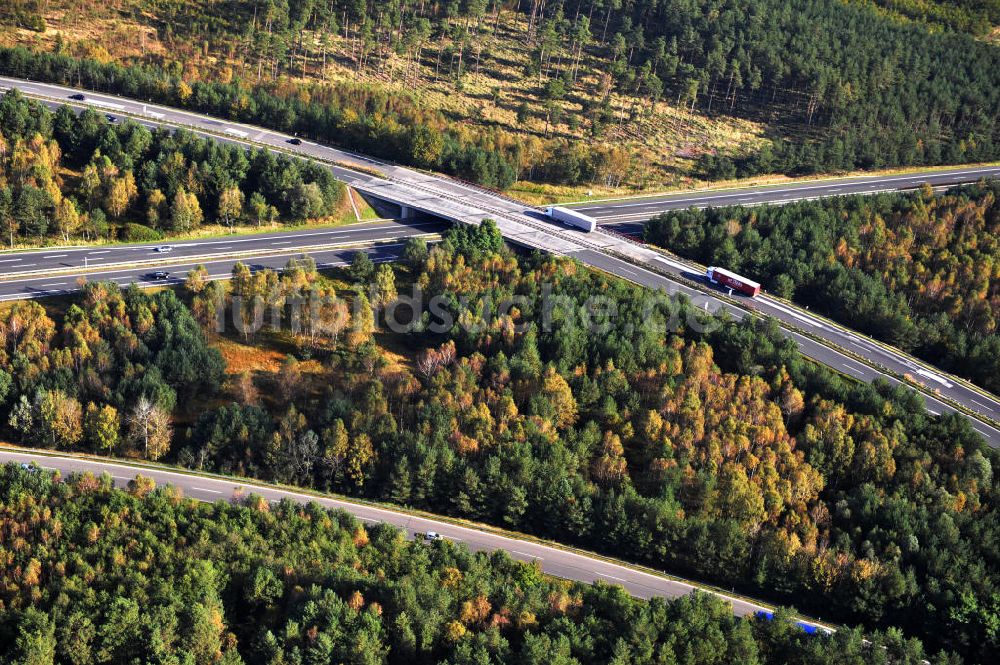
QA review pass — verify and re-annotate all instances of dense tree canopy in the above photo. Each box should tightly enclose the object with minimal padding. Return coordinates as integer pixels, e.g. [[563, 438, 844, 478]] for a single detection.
[[0, 464, 942, 664], [4, 0, 1000, 185], [173, 228, 998, 660], [0, 90, 344, 245], [2, 226, 997, 659], [644, 182, 1000, 394], [0, 281, 223, 459]]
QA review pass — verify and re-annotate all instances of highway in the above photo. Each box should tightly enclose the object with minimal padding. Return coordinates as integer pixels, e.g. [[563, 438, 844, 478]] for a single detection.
[[573, 250, 1000, 445], [571, 165, 1000, 229], [0, 242, 411, 301], [0, 219, 444, 280], [0, 447, 824, 628], [0, 76, 997, 446]]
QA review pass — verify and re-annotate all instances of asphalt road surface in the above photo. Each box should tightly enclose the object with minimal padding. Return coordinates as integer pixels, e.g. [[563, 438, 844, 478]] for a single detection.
[[0, 219, 444, 278], [1, 76, 996, 445], [570, 165, 1000, 228], [570, 249, 1000, 446], [0, 242, 411, 301], [0, 448, 829, 629]]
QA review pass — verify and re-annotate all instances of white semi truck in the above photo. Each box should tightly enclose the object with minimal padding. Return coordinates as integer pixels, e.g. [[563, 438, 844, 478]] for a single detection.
[[546, 206, 597, 232]]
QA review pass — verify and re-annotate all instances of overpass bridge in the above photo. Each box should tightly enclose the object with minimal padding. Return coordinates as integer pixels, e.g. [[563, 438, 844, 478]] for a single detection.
[[0, 76, 997, 445]]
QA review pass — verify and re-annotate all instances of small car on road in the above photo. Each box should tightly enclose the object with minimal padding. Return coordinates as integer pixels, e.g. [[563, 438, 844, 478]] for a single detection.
[[150, 271, 170, 281], [155, 245, 173, 253], [69, 93, 85, 101], [423, 531, 443, 542], [287, 137, 302, 145]]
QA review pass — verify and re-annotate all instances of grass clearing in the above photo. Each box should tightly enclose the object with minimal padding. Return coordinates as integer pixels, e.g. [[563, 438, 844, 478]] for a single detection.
[[1, 3, 770, 191]]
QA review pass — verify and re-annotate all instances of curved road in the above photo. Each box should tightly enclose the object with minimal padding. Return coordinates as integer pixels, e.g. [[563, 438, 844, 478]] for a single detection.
[[0, 76, 997, 446], [0, 448, 830, 630]]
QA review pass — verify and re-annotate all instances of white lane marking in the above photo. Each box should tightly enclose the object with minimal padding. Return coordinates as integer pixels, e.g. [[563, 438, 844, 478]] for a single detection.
[[598, 573, 627, 582], [89, 250, 111, 255], [41, 282, 65, 287], [224, 128, 249, 138], [511, 550, 542, 559], [89, 99, 125, 111], [841, 362, 865, 375], [6, 245, 404, 283], [972, 399, 996, 411], [927, 409, 940, 416], [759, 298, 824, 329], [192, 487, 223, 494], [653, 255, 690, 272], [43, 254, 68, 258], [273, 241, 292, 245], [577, 171, 999, 211], [0, 258, 22, 263]]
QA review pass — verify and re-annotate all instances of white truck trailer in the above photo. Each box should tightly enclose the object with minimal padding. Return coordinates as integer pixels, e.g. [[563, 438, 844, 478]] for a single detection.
[[546, 206, 598, 232]]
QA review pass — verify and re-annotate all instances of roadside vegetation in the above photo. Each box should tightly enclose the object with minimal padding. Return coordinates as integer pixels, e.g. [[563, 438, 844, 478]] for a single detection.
[[2, 0, 1000, 192], [860, 0, 1000, 37], [644, 182, 1000, 395], [0, 90, 346, 248], [0, 463, 949, 664], [1, 224, 997, 659]]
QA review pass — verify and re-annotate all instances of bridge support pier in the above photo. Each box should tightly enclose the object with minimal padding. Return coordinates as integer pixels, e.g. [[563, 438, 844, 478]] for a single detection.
[[399, 204, 416, 219]]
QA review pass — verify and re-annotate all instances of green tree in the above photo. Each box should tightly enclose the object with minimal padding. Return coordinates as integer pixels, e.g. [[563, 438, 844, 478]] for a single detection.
[[350, 251, 375, 282], [84, 402, 120, 452]]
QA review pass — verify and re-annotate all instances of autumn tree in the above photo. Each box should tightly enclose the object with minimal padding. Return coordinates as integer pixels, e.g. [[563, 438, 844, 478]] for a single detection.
[[218, 185, 244, 230], [127, 396, 171, 460], [185, 264, 210, 294], [53, 197, 81, 241], [105, 171, 138, 219], [84, 402, 120, 452], [169, 187, 203, 232]]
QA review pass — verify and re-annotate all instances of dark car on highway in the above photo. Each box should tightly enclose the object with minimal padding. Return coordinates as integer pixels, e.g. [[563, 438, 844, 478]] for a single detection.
[[150, 271, 170, 281], [287, 137, 302, 145], [69, 93, 85, 101]]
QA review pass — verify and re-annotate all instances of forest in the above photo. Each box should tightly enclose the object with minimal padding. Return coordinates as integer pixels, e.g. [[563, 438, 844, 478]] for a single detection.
[[863, 0, 1000, 35], [2, 224, 997, 660], [0, 90, 344, 246], [643, 182, 1000, 395], [0, 464, 946, 664], [2, 0, 1000, 188]]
